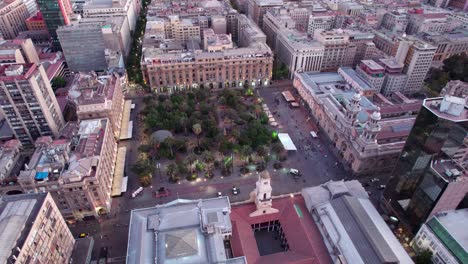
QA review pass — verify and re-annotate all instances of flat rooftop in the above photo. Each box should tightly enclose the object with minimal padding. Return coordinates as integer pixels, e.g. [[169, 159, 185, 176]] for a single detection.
[[361, 60, 384, 71], [0, 193, 47, 264], [127, 197, 246, 264], [428, 209, 468, 263], [423, 97, 468, 122]]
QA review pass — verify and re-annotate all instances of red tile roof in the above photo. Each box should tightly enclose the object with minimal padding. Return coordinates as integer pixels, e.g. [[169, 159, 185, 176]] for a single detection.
[[230, 196, 332, 264]]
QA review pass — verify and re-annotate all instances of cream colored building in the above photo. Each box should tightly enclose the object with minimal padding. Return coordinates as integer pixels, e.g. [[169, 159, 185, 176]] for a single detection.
[[0, 192, 75, 263], [0, 0, 30, 39], [17, 118, 118, 222], [68, 72, 125, 139], [142, 43, 273, 92], [294, 70, 420, 175]]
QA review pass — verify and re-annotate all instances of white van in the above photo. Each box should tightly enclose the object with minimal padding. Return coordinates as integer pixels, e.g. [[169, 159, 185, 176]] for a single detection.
[[310, 131, 318, 138]]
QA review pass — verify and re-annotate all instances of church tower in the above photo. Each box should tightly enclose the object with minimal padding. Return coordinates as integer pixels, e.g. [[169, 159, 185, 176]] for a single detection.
[[249, 171, 279, 217], [361, 109, 382, 143], [345, 92, 362, 126]]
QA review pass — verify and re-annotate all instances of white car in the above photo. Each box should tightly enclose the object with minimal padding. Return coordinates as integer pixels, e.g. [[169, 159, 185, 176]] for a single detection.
[[232, 187, 239, 195], [289, 169, 301, 177]]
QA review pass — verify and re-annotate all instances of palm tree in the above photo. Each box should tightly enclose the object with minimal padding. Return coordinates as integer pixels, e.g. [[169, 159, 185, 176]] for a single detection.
[[164, 137, 175, 158], [192, 123, 202, 148], [187, 153, 197, 174], [166, 163, 178, 182], [203, 151, 215, 177], [240, 145, 252, 165]]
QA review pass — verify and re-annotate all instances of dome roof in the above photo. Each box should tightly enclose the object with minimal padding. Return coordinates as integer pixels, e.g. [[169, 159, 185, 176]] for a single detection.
[[352, 92, 361, 101], [371, 110, 381, 121]]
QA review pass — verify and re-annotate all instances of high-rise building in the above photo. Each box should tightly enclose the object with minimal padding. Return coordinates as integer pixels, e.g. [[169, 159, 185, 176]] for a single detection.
[[246, 0, 283, 29], [0, 192, 75, 263], [0, 64, 65, 145], [356, 60, 385, 93], [0, 0, 30, 39], [382, 95, 468, 232], [36, 0, 73, 50], [57, 23, 107, 72], [17, 118, 118, 221], [396, 36, 436, 94], [378, 58, 408, 96], [0, 139, 21, 182], [0, 38, 40, 64], [315, 29, 351, 71]]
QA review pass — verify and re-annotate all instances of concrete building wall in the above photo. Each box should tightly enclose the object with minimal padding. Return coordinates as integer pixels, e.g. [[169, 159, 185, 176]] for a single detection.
[[0, 0, 30, 39], [0, 64, 64, 145], [15, 193, 75, 263], [58, 24, 107, 72]]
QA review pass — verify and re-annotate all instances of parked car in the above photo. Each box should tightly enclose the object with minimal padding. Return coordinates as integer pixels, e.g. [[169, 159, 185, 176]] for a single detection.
[[79, 233, 89, 238], [217, 192, 222, 198], [232, 186, 239, 195], [153, 187, 170, 198], [289, 168, 301, 177]]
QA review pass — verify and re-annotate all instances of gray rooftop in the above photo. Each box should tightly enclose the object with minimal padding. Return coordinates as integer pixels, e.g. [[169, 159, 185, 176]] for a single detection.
[[302, 181, 413, 264], [0, 193, 47, 264], [432, 209, 468, 252], [127, 197, 246, 264]]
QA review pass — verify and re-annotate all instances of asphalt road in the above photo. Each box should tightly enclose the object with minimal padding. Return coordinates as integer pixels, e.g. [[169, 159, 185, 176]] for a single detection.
[[69, 83, 386, 262]]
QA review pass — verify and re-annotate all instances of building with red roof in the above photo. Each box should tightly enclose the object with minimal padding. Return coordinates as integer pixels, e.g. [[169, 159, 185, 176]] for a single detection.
[[230, 195, 332, 264]]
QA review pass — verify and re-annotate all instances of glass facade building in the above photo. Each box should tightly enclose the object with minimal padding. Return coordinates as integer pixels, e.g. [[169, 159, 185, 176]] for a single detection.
[[382, 96, 468, 233], [36, 0, 72, 51]]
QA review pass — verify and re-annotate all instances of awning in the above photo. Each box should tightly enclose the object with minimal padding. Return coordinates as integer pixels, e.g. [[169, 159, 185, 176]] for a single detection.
[[121, 176, 128, 193], [111, 147, 127, 197], [119, 100, 133, 140], [278, 133, 297, 151]]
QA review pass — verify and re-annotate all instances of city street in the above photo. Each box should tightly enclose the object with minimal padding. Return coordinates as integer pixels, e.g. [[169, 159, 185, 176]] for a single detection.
[[69, 82, 385, 262]]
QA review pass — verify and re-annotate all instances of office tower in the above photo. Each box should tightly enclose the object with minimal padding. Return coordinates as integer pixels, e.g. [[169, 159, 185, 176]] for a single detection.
[[246, 0, 283, 29], [36, 0, 73, 50], [383, 95, 468, 232], [315, 29, 350, 72], [57, 24, 107, 72], [0, 0, 30, 39], [0, 193, 75, 263], [356, 60, 385, 93], [396, 36, 436, 94], [0, 64, 65, 145]]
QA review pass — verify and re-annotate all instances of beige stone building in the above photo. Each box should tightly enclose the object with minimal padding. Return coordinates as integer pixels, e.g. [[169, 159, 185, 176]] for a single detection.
[[294, 70, 421, 175], [0, 38, 40, 64], [142, 43, 273, 92], [246, 0, 283, 29], [67, 72, 125, 139], [17, 118, 118, 222], [0, 0, 30, 39], [0, 192, 75, 263], [0, 63, 65, 146]]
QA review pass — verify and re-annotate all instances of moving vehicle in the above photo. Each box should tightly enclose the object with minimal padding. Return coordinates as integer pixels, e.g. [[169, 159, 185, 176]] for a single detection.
[[217, 192, 222, 198], [79, 233, 89, 238], [131, 187, 144, 198], [370, 178, 380, 183], [153, 187, 170, 198], [232, 186, 239, 195], [378, 185, 386, 190]]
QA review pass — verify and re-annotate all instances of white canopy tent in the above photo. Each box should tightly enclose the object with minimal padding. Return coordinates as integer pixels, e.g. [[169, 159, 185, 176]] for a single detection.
[[278, 133, 297, 151]]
